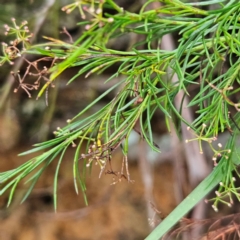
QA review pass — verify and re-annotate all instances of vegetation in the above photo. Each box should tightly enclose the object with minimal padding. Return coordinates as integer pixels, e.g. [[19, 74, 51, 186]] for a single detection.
[[0, 0, 240, 238]]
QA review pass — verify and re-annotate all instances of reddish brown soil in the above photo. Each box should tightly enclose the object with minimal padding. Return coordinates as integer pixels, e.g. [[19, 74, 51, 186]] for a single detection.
[[0, 146, 176, 240]]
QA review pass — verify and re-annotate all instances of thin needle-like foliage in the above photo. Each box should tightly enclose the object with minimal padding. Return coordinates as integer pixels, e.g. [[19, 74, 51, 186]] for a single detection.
[[0, 0, 240, 239]]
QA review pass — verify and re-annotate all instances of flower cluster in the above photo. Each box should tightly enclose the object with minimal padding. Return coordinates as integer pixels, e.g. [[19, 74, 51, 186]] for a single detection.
[[1, 18, 33, 66], [61, 0, 114, 30], [206, 175, 240, 212]]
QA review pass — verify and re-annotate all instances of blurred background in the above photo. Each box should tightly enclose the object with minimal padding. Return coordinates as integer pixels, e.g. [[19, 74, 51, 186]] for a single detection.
[[0, 0, 238, 239]]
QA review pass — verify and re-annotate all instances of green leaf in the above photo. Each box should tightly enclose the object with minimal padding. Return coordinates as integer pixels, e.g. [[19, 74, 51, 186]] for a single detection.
[[145, 164, 222, 239]]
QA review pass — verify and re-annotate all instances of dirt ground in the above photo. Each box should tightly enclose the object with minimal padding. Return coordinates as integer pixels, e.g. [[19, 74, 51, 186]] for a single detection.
[[0, 145, 176, 240]]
